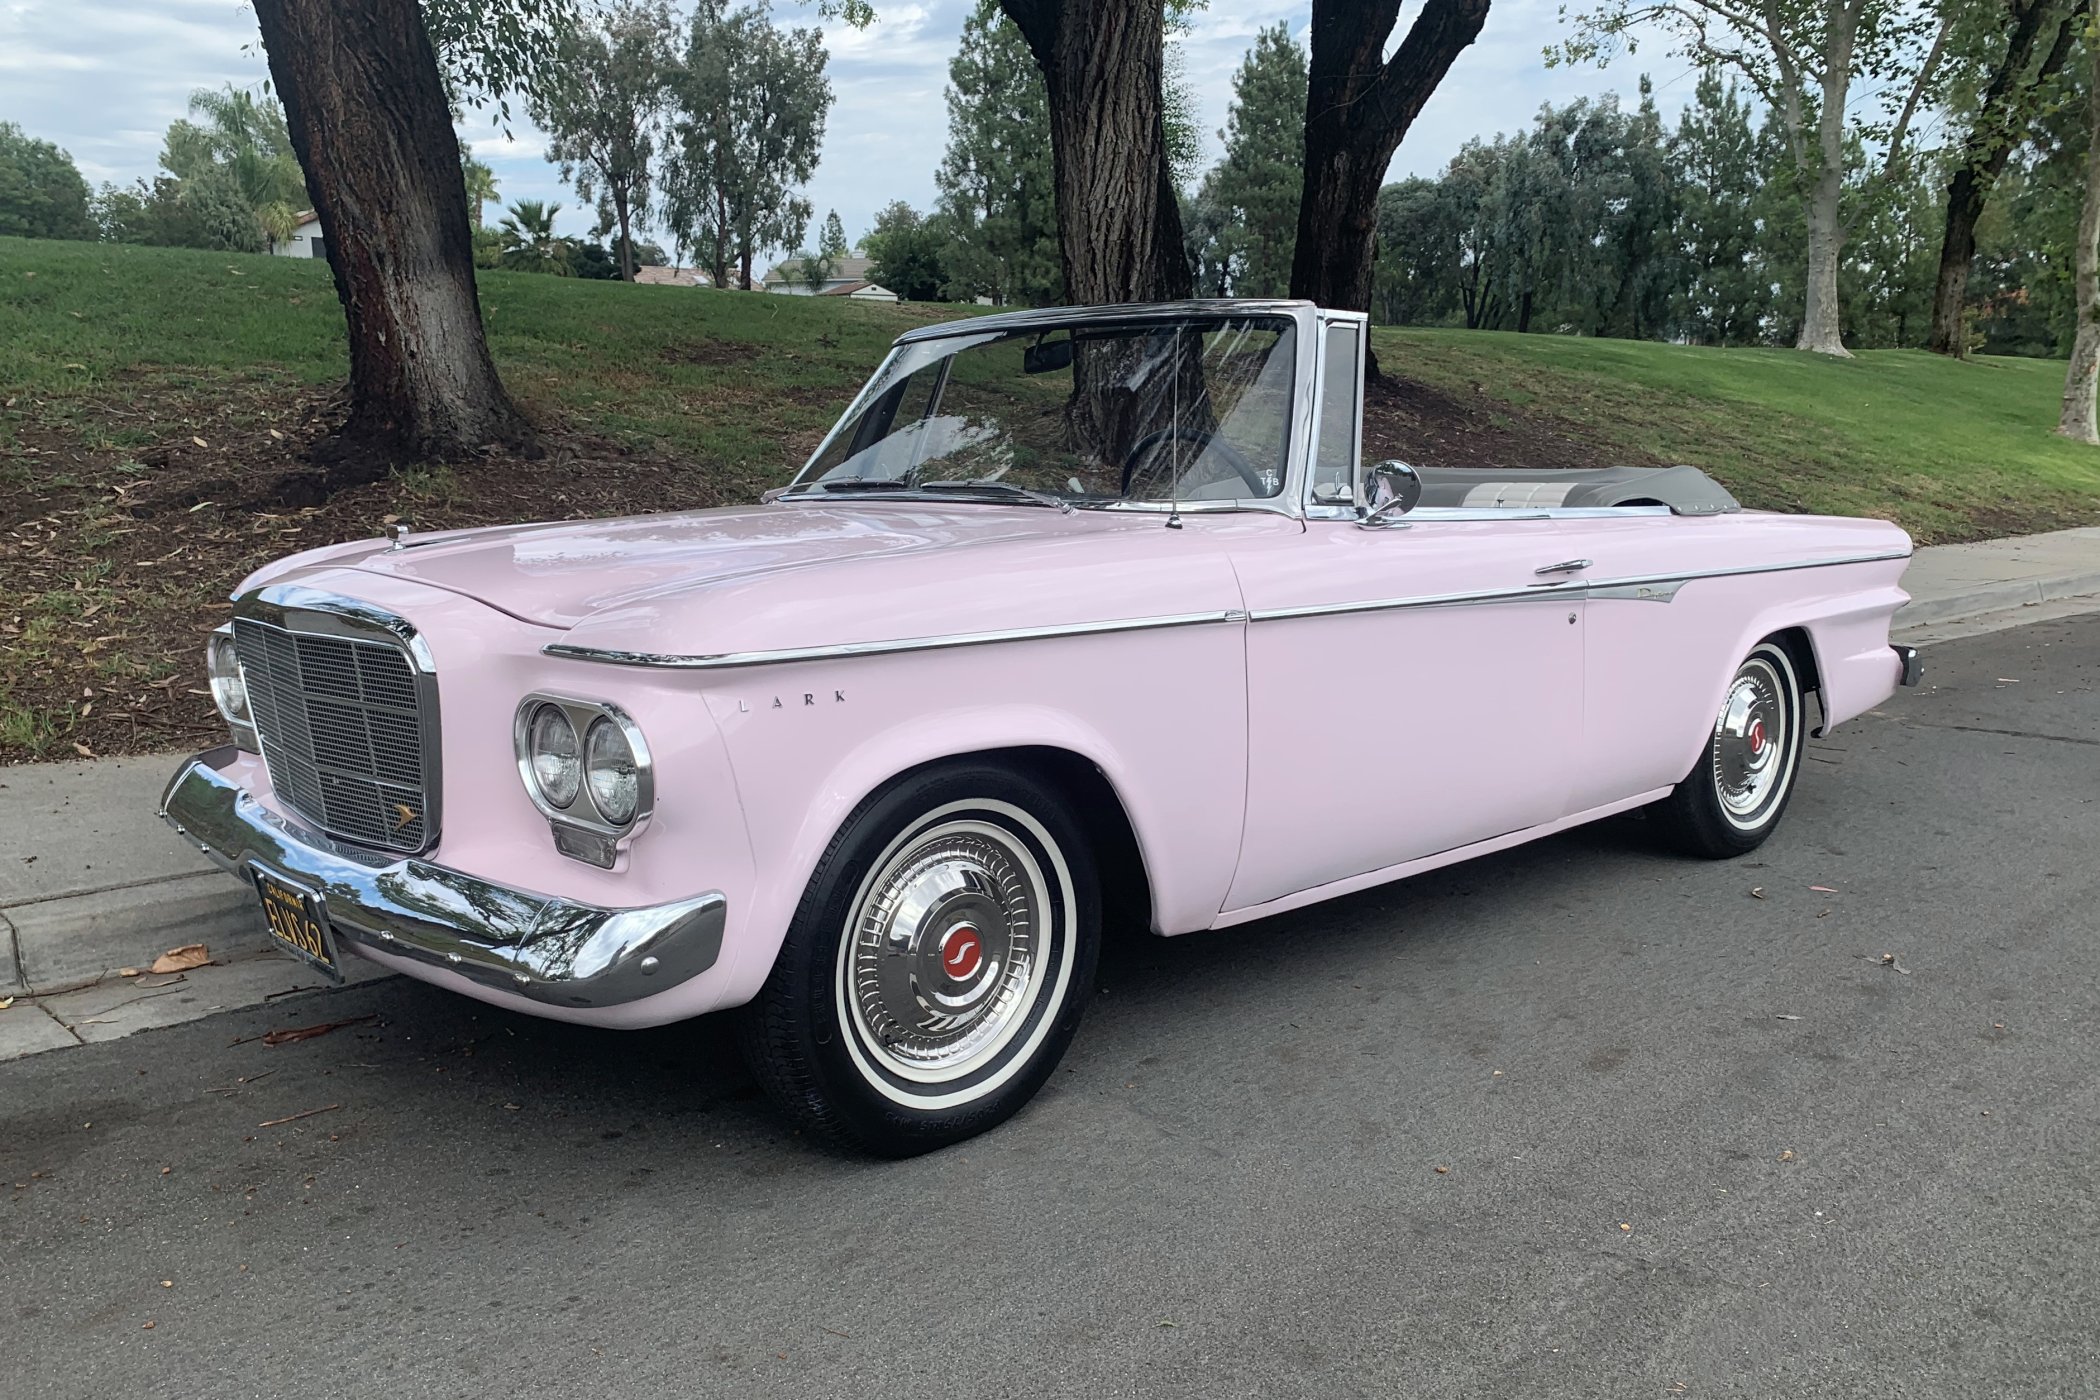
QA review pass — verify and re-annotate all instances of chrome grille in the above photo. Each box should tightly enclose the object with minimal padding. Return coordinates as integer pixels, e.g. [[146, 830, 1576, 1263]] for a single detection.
[[233, 615, 437, 854]]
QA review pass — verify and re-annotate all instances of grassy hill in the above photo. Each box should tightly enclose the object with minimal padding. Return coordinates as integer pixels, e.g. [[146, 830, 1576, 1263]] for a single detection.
[[4, 233, 2100, 761], [1369, 327, 2100, 545]]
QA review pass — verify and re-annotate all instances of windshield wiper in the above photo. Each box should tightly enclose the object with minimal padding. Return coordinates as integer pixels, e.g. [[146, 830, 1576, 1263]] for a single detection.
[[915, 479, 1074, 513]]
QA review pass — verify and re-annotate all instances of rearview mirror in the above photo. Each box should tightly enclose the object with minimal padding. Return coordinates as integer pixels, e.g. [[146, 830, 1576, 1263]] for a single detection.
[[1023, 338, 1073, 375], [1359, 460, 1422, 528]]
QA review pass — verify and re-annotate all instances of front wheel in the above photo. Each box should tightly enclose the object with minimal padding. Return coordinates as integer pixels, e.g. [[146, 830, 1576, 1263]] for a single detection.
[[739, 763, 1100, 1156], [1648, 639, 1807, 859]]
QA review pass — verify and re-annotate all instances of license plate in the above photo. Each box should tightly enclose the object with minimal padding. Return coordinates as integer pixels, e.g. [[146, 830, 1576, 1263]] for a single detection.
[[252, 866, 343, 982]]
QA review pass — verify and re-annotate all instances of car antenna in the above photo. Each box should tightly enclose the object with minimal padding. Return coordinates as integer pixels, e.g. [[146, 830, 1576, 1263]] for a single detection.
[[1165, 325, 1184, 530]]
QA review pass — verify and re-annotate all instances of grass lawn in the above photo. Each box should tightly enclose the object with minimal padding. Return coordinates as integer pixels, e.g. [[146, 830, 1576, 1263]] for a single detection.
[[4, 234, 2100, 762], [1373, 327, 2100, 545]]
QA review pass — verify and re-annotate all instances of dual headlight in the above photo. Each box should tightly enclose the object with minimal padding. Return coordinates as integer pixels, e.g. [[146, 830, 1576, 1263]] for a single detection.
[[515, 696, 653, 866], [207, 625, 259, 751]]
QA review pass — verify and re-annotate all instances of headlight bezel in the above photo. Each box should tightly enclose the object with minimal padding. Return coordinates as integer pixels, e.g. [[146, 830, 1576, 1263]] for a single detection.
[[207, 624, 259, 752], [513, 694, 655, 865]]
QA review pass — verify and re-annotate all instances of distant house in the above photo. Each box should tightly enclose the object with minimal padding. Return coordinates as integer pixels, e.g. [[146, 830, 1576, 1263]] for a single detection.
[[635, 265, 713, 288], [272, 210, 326, 260], [761, 255, 899, 302]]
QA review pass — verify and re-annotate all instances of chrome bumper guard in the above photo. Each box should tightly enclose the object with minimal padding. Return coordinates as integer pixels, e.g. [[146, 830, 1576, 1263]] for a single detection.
[[1893, 644, 1922, 687], [160, 748, 726, 1009]]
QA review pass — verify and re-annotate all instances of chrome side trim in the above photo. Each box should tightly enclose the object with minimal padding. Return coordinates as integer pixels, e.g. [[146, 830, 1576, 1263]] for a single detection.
[[537, 550, 1910, 671], [1245, 549, 1913, 623], [543, 609, 1248, 671], [160, 749, 724, 1009]]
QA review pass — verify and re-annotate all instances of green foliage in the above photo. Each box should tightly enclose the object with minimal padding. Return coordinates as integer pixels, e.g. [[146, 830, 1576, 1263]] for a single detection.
[[497, 198, 578, 273], [662, 0, 831, 288], [933, 4, 1060, 305], [531, 0, 677, 279], [862, 201, 948, 300], [1378, 87, 1693, 339], [462, 152, 502, 229], [0, 123, 95, 241], [1189, 23, 1307, 298], [796, 208, 849, 290], [1672, 69, 1769, 344]]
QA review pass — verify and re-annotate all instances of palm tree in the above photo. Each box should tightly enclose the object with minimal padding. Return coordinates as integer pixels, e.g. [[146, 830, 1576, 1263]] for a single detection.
[[497, 199, 575, 275], [162, 84, 308, 250], [462, 153, 500, 231]]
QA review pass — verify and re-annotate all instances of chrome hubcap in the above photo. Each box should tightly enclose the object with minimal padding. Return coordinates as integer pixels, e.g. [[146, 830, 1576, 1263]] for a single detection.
[[844, 821, 1047, 1081], [1713, 656, 1789, 821]]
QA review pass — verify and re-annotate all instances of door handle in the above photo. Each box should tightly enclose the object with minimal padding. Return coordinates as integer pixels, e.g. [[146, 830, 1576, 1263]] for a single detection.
[[1534, 558, 1592, 576]]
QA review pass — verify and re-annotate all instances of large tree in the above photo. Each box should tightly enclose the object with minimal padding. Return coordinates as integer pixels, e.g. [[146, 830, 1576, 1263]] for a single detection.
[[1671, 68, 1769, 344], [1559, 0, 1942, 357], [663, 0, 831, 290], [0, 123, 96, 241], [1289, 0, 1490, 358], [1925, 0, 2084, 355], [996, 0, 1192, 305], [933, 3, 1061, 305], [533, 0, 677, 281], [1195, 23, 1310, 298], [248, 0, 563, 464], [2061, 26, 2100, 441], [860, 201, 947, 300]]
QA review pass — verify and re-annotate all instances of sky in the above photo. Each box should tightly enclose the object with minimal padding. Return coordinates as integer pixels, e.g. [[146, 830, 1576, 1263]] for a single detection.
[[0, 0, 1692, 259]]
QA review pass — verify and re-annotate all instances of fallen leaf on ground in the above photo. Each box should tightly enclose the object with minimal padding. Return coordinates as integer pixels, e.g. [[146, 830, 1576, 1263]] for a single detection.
[[191, 436, 208, 448], [73, 742, 95, 758], [1619, 1223, 1632, 1232], [1434, 1165, 1450, 1174], [0, 997, 12, 1010], [1774, 1014, 1802, 1021], [118, 967, 141, 978], [150, 943, 210, 974], [1778, 1149, 1796, 1162], [1809, 885, 1837, 893], [1749, 887, 1765, 899], [261, 1014, 375, 1047]]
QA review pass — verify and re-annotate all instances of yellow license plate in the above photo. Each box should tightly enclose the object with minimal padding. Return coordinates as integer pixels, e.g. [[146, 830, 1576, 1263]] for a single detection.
[[252, 867, 342, 981]]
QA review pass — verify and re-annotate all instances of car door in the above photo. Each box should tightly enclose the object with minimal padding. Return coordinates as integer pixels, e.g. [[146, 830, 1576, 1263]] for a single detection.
[[1222, 317, 1591, 916]]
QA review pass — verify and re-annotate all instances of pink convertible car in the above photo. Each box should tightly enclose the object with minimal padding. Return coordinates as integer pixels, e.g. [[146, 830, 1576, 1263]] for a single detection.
[[162, 301, 1919, 1153]]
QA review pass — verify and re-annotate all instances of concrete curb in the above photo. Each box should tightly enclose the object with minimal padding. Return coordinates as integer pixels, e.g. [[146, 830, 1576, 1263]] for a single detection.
[[1894, 571, 2100, 629], [3, 873, 268, 997]]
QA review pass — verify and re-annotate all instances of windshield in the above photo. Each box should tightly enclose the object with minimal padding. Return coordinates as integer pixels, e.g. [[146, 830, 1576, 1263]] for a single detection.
[[787, 314, 1297, 507]]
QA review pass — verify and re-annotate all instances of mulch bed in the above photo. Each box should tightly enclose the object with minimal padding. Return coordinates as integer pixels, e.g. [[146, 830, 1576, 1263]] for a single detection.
[[1, 369, 1634, 764], [1, 378, 757, 763]]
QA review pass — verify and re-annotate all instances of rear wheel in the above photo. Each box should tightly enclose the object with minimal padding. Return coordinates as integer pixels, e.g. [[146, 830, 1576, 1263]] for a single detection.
[[1648, 639, 1806, 858], [739, 762, 1099, 1156]]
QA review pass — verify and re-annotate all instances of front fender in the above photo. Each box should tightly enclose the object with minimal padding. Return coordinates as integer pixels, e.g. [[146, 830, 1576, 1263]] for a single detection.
[[698, 626, 1250, 1007]]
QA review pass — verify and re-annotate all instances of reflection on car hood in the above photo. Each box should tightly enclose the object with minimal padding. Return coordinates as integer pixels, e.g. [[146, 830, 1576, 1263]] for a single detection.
[[331, 502, 1134, 628]]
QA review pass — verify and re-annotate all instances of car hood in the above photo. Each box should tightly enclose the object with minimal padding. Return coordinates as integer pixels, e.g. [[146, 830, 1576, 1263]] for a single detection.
[[267, 502, 1163, 630]]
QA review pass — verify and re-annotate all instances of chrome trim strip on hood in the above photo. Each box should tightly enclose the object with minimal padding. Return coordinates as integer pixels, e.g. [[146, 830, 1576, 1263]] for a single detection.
[[542, 609, 1251, 670], [539, 549, 1910, 671]]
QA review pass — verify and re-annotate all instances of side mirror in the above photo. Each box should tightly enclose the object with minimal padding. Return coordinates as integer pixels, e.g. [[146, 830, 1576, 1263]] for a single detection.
[[1359, 460, 1422, 528]]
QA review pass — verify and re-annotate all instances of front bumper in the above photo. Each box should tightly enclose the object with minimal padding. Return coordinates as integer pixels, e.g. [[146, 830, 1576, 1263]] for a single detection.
[[160, 748, 726, 1009]]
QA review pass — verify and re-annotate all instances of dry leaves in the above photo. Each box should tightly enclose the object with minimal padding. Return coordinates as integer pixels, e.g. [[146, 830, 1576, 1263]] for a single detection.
[[149, 943, 210, 974], [260, 1014, 374, 1047]]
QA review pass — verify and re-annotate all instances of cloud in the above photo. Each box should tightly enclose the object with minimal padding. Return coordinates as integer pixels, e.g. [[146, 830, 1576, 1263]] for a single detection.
[[0, 0, 1688, 254]]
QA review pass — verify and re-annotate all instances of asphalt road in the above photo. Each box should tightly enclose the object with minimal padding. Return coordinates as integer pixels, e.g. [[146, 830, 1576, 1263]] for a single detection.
[[6, 615, 2098, 1400]]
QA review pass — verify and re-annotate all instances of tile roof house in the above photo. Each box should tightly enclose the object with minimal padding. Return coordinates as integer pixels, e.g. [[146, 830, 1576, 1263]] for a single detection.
[[271, 210, 326, 260], [761, 255, 899, 302]]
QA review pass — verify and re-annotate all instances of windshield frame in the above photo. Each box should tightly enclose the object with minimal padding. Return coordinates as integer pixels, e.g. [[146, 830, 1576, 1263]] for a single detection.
[[779, 301, 1326, 518]]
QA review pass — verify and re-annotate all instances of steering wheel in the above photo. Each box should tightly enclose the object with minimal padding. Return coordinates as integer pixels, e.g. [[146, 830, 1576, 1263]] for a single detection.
[[1119, 426, 1269, 499]]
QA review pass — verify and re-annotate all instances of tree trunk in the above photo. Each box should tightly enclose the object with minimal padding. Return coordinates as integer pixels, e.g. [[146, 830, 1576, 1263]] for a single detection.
[[2060, 38, 2100, 444], [1928, 0, 2080, 357], [615, 195, 636, 281], [999, 0, 1191, 306], [1795, 0, 1858, 358], [250, 0, 530, 464], [1291, 0, 1490, 375]]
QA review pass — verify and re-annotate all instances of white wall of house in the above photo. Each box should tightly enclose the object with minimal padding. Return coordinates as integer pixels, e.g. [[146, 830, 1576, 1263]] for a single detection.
[[272, 216, 327, 260]]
